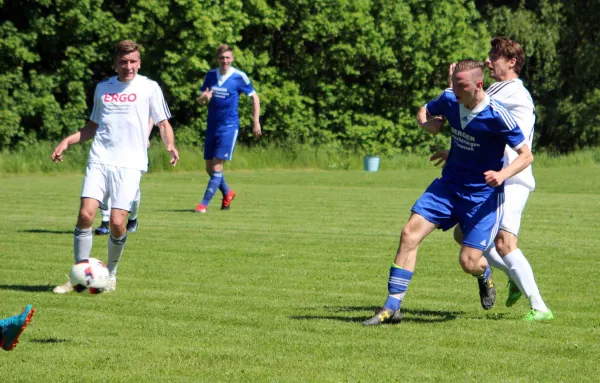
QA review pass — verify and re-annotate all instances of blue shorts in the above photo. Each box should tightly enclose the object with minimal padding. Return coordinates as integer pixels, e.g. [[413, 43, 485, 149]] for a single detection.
[[411, 178, 504, 250], [204, 124, 239, 161]]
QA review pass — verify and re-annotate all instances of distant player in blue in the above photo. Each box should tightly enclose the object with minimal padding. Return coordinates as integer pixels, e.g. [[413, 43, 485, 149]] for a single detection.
[[363, 59, 534, 325], [195, 44, 262, 213]]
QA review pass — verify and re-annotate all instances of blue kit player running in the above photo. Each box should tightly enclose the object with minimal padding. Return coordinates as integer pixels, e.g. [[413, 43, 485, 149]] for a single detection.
[[363, 59, 533, 325], [195, 44, 262, 213]]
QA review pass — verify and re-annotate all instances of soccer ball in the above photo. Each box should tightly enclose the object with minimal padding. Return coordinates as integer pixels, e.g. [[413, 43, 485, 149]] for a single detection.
[[70, 258, 110, 295]]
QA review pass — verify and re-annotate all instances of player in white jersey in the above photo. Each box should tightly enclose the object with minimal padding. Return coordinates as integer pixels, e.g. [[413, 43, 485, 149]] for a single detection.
[[435, 37, 551, 320], [95, 118, 154, 235], [51, 40, 179, 294]]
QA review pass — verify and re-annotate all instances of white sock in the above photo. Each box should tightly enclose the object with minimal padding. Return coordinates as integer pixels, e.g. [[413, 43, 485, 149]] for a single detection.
[[107, 234, 127, 276], [73, 227, 93, 263], [502, 249, 549, 312], [483, 246, 510, 277], [129, 190, 141, 220], [100, 208, 110, 223], [101, 198, 111, 223]]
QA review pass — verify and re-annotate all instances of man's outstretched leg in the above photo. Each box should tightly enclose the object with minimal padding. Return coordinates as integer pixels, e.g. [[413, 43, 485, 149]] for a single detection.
[[363, 214, 436, 326], [55, 197, 99, 294], [495, 231, 552, 320]]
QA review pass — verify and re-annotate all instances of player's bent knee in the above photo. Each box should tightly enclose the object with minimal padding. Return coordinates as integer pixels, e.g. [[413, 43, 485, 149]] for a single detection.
[[458, 259, 478, 274], [77, 211, 95, 227], [458, 250, 481, 274], [399, 227, 420, 249]]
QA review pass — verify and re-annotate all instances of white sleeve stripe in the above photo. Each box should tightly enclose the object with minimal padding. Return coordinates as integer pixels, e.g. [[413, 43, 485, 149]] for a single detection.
[[491, 99, 517, 130], [90, 87, 100, 122], [432, 89, 449, 102], [152, 82, 171, 120], [233, 69, 251, 85], [512, 140, 526, 150], [161, 97, 171, 119], [486, 80, 514, 97]]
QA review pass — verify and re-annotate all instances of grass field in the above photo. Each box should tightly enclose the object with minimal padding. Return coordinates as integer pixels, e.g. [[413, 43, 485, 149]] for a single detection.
[[1, 167, 599, 382]]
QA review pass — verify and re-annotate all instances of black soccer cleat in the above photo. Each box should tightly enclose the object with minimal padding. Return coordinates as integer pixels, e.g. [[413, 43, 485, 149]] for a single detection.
[[362, 308, 400, 326], [477, 275, 496, 310], [126, 218, 138, 233], [94, 222, 110, 235]]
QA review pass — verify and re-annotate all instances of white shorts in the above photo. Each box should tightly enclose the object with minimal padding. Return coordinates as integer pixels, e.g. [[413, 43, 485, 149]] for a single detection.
[[81, 163, 142, 212], [500, 183, 530, 236]]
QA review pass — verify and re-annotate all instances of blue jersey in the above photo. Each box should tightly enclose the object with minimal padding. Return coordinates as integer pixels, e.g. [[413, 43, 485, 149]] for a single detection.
[[426, 90, 526, 190], [201, 67, 255, 129]]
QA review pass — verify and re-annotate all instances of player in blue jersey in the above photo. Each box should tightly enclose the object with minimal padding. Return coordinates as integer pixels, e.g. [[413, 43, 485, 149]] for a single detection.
[[434, 38, 552, 321], [195, 44, 262, 213], [363, 59, 534, 325], [0, 305, 35, 351]]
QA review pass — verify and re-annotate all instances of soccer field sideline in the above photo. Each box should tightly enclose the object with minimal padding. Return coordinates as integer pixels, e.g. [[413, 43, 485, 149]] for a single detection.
[[0, 168, 599, 382]]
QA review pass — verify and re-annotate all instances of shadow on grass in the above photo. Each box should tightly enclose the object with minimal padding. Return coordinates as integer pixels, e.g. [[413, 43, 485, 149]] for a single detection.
[[0, 284, 54, 293], [289, 306, 465, 324], [480, 312, 509, 320], [31, 338, 69, 344], [158, 209, 198, 213], [19, 229, 73, 235]]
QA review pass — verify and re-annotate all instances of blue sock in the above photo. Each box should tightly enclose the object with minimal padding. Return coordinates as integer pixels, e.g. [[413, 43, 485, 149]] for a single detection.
[[219, 174, 230, 196], [474, 266, 491, 280], [383, 265, 413, 311], [201, 172, 223, 206]]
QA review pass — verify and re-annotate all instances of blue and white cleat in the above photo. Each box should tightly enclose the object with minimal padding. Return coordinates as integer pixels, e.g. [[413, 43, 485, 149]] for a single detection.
[[0, 304, 35, 351], [94, 223, 110, 235], [126, 218, 138, 233]]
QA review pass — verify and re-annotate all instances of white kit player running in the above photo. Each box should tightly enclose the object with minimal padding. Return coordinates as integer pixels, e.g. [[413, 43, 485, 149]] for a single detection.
[[95, 118, 154, 235], [436, 37, 552, 321], [51, 40, 179, 293]]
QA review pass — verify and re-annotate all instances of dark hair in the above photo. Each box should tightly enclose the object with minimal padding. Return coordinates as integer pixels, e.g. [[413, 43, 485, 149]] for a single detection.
[[489, 37, 525, 75]]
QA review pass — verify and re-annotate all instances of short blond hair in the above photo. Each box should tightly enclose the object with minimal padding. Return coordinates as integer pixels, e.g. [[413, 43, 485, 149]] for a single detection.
[[216, 44, 233, 58], [453, 59, 484, 80], [114, 40, 141, 60]]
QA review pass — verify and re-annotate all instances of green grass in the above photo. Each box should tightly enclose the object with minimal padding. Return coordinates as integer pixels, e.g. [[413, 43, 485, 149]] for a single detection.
[[3, 141, 600, 173], [0, 167, 599, 382]]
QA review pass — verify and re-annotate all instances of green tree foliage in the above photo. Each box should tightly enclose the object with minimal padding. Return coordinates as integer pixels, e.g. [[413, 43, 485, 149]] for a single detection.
[[479, 0, 600, 152], [1, 0, 596, 155]]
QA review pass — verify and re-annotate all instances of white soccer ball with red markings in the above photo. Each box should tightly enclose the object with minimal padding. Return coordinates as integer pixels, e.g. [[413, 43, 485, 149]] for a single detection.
[[70, 258, 109, 295]]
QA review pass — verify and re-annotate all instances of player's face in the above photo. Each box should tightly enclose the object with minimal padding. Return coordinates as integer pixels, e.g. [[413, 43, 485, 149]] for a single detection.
[[452, 70, 483, 108], [115, 51, 141, 83], [218, 51, 234, 72], [485, 53, 515, 81]]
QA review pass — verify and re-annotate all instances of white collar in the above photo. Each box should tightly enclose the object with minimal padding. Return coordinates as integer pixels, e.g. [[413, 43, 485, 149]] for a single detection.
[[217, 67, 235, 85], [459, 94, 490, 129]]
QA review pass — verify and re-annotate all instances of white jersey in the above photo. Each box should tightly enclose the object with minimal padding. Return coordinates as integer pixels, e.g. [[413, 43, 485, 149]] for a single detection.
[[88, 75, 171, 172], [486, 79, 536, 191]]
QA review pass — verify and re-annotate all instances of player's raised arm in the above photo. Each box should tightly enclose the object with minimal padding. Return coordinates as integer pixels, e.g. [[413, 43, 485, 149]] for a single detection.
[[416, 106, 444, 135], [156, 119, 179, 166], [51, 121, 98, 162], [484, 144, 533, 187]]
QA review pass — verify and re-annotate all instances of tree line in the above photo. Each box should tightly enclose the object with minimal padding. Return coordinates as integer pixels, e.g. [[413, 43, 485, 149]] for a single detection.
[[1, 0, 598, 155]]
